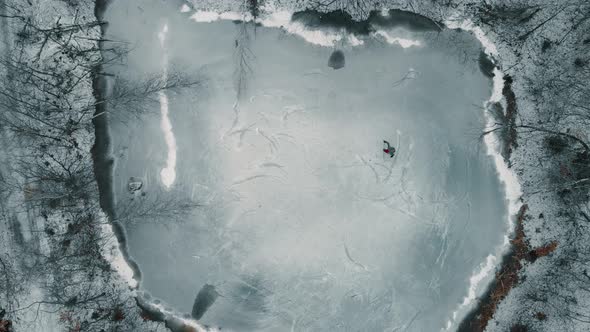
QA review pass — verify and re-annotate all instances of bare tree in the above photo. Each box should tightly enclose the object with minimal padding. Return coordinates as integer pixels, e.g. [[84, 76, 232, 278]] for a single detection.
[[115, 189, 201, 225]]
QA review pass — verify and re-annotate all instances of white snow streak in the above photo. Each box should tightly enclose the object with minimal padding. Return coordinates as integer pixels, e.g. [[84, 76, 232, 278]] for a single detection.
[[180, 4, 191, 13], [374, 30, 422, 48], [464, 255, 496, 305], [144, 300, 214, 332], [99, 215, 138, 288], [258, 11, 341, 47], [443, 18, 523, 331], [158, 23, 177, 189], [347, 34, 364, 46], [190, 10, 220, 22]]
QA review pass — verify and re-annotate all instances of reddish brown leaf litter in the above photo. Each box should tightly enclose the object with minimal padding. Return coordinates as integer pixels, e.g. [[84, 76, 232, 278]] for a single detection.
[[535, 312, 547, 321], [112, 307, 125, 321], [527, 241, 558, 263], [0, 319, 12, 332]]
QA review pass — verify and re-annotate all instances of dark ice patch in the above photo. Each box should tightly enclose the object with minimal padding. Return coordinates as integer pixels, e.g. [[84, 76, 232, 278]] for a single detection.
[[478, 51, 496, 77], [191, 284, 219, 320], [291, 9, 441, 35], [328, 50, 345, 69], [291, 9, 371, 35], [368, 9, 441, 32]]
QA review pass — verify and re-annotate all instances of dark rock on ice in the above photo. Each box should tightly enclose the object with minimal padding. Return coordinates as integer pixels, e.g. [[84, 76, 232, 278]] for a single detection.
[[127, 177, 143, 193]]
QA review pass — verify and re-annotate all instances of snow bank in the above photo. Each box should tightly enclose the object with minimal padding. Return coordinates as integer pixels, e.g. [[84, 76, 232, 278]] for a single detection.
[[99, 213, 138, 289], [188, 10, 421, 48], [137, 293, 218, 332], [190, 11, 222, 23]]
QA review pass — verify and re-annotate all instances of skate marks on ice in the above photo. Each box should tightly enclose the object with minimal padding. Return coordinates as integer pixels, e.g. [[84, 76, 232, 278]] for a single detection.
[[104, 4, 509, 330]]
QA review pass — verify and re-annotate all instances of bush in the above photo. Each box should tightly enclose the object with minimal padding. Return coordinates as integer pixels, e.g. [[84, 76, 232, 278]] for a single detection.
[[535, 312, 547, 320], [545, 135, 569, 154], [510, 323, 529, 332], [571, 151, 590, 180], [541, 39, 552, 52]]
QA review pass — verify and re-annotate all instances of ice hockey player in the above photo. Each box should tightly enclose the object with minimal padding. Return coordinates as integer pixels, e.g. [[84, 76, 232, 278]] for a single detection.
[[383, 140, 396, 158]]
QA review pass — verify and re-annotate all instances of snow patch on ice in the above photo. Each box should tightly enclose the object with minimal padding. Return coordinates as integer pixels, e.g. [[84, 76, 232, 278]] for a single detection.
[[374, 30, 421, 48], [190, 10, 221, 22], [442, 18, 523, 331], [158, 23, 177, 189], [219, 11, 244, 21], [257, 10, 341, 47], [462, 255, 496, 312], [141, 298, 217, 332], [180, 4, 191, 13], [347, 34, 364, 46]]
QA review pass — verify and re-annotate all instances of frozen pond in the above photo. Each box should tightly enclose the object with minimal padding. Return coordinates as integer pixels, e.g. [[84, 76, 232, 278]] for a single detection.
[[105, 2, 508, 331]]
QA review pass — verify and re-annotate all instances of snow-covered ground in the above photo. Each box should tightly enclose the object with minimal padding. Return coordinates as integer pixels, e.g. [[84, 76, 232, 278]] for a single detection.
[[0, 0, 166, 331]]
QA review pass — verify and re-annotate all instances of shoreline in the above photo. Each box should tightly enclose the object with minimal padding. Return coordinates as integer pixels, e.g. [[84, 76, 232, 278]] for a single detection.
[[91, 1, 210, 330], [457, 204, 528, 332], [91, 0, 142, 288], [442, 18, 523, 331]]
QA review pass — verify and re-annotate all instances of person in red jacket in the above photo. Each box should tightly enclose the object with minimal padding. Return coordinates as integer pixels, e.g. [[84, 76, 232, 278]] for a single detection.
[[383, 140, 396, 158]]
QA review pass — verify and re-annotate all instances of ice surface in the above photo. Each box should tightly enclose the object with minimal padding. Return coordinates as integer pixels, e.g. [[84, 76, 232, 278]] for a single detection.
[[105, 2, 509, 331]]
